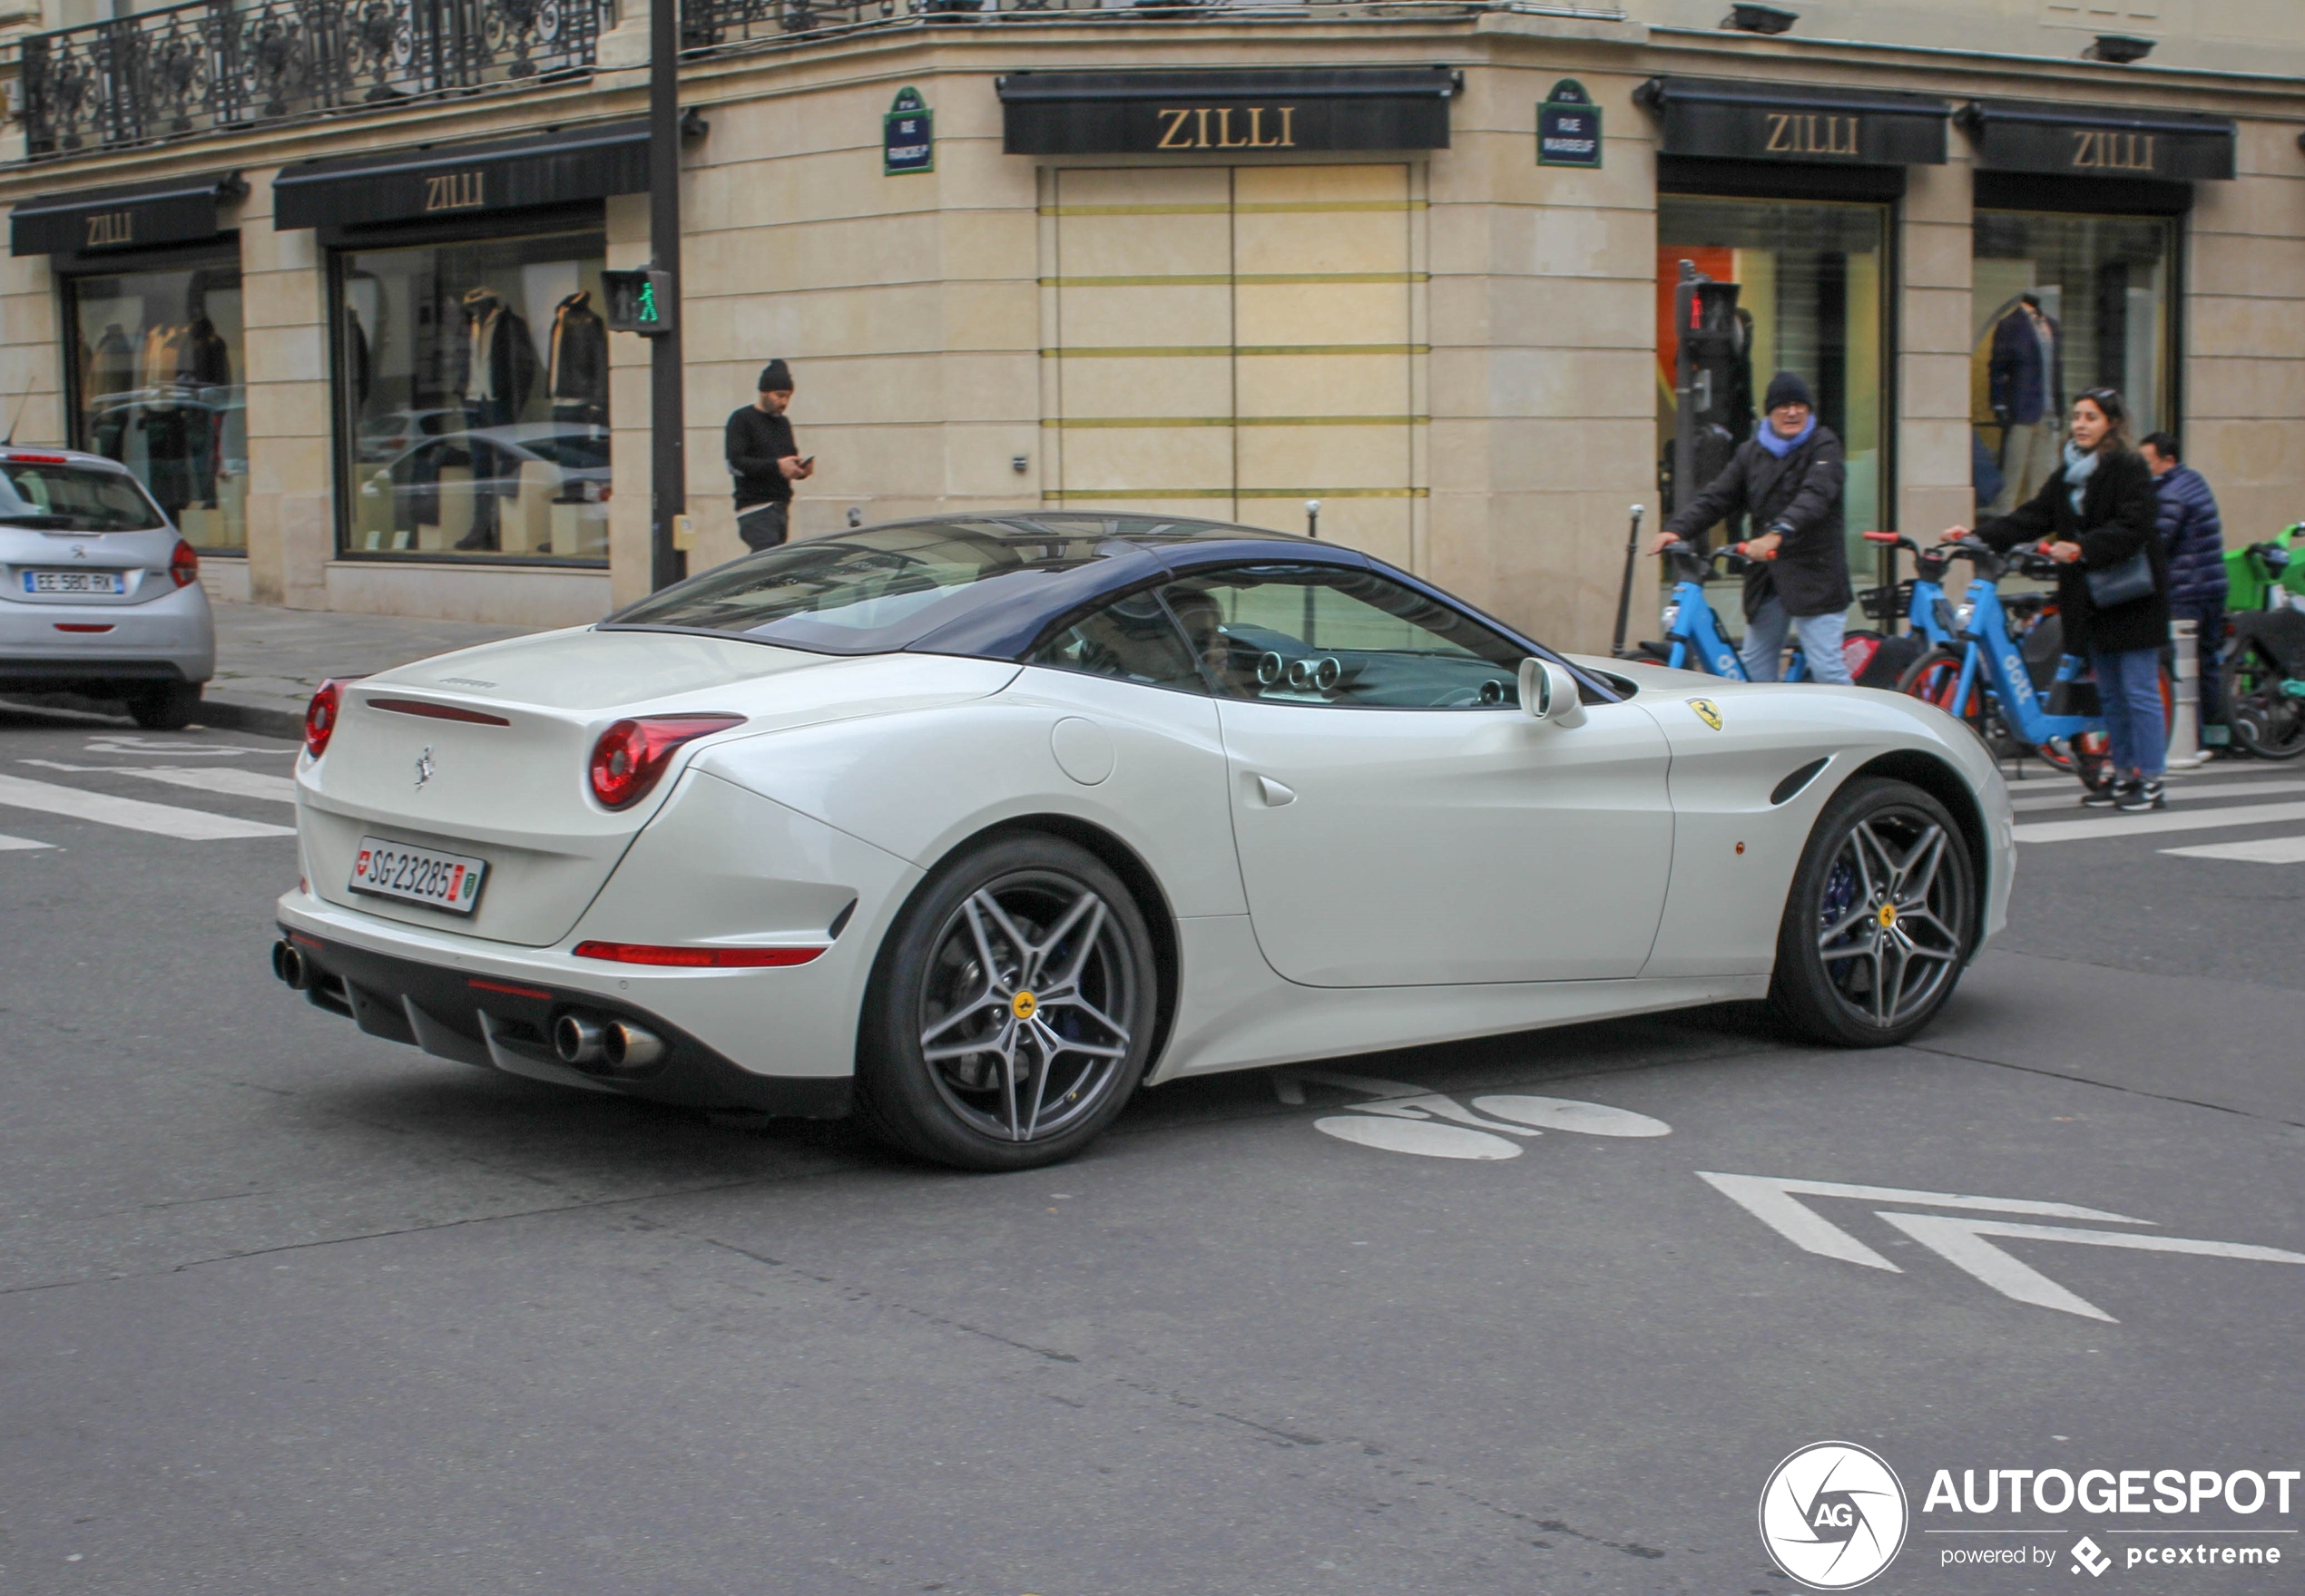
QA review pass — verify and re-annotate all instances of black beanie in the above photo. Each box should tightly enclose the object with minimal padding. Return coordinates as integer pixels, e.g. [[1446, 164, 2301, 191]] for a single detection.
[[758, 359, 793, 393], [1763, 371, 1813, 414]]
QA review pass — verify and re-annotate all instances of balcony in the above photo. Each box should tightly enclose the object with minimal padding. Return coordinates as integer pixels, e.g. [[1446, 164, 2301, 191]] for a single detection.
[[18, 0, 1622, 161], [22, 0, 604, 158]]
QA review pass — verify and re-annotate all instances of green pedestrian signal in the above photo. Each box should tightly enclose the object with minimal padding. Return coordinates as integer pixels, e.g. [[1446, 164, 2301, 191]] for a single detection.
[[603, 267, 676, 336]]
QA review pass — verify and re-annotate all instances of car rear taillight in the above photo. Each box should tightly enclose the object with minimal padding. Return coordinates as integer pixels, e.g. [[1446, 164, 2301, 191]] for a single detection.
[[169, 539, 199, 588], [588, 714, 745, 809], [573, 941, 825, 968], [305, 678, 349, 759]]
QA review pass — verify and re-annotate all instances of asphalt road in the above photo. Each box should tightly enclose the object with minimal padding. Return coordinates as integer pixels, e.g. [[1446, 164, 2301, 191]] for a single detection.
[[1, 706, 2300, 1596]]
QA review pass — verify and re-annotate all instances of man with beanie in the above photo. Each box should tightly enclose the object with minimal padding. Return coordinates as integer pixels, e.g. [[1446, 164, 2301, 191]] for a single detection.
[[1650, 370, 1854, 684], [726, 360, 812, 552]]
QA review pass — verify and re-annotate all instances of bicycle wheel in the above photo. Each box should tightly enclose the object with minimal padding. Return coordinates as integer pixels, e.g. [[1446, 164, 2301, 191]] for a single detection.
[[1897, 646, 1994, 747], [2227, 642, 2305, 760]]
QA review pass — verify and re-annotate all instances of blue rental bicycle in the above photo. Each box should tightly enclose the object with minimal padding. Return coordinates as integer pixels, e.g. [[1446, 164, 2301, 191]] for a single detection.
[[1866, 532, 2169, 791], [1644, 538, 1840, 681]]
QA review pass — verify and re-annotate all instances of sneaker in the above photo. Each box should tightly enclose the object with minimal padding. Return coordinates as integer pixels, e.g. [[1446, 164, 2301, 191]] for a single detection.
[[2116, 779, 2167, 813], [2081, 782, 2125, 808]]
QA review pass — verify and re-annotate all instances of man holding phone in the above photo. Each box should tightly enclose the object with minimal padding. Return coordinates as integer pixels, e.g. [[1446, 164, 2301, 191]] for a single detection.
[[726, 359, 813, 552]]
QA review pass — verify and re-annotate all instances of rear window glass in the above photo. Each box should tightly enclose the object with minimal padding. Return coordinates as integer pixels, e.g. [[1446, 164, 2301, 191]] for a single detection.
[[0, 462, 165, 532], [605, 523, 1138, 654]]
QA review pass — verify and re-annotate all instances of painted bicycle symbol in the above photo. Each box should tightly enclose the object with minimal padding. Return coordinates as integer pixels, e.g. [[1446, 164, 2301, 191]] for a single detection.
[[1277, 1069, 1672, 1160]]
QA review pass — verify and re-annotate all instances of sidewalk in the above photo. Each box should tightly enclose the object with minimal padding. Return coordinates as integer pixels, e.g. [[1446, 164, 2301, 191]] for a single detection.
[[0, 602, 544, 741], [199, 602, 543, 739]]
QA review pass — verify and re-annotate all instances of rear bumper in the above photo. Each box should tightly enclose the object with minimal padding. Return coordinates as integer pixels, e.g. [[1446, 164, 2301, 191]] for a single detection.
[[277, 922, 853, 1119], [0, 580, 215, 689]]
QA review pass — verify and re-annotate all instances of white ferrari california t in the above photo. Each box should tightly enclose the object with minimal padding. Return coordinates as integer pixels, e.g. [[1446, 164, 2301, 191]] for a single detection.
[[271, 514, 2014, 1170]]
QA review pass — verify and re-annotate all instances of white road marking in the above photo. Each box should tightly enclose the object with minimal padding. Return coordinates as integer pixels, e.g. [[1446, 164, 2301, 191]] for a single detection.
[[0, 833, 54, 851], [23, 759, 297, 804], [1696, 1173, 2143, 1273], [0, 773, 293, 840], [2009, 778, 2305, 813], [1471, 1095, 1672, 1137], [1313, 1117, 1523, 1160], [81, 737, 275, 758], [2013, 800, 2305, 845], [2160, 834, 2305, 864], [1874, 1212, 2305, 1324]]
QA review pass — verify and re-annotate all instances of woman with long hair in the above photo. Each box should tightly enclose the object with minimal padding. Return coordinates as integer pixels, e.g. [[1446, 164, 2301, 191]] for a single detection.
[[1944, 387, 2170, 810]]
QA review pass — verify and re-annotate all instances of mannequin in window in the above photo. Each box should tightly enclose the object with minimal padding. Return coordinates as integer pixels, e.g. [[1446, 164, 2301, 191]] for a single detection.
[[451, 287, 537, 551], [548, 289, 606, 430], [1988, 292, 2064, 511]]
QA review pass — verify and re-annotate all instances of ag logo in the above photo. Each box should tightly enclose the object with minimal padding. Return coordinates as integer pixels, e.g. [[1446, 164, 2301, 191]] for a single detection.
[[1759, 1442, 1908, 1590], [1687, 697, 1723, 730]]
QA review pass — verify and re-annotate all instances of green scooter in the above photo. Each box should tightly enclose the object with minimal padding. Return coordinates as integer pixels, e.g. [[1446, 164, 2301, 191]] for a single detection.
[[2222, 524, 2305, 760]]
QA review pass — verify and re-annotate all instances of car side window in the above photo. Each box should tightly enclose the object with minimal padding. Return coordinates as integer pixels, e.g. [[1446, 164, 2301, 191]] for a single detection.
[[1162, 564, 1526, 709], [1026, 588, 1209, 693]]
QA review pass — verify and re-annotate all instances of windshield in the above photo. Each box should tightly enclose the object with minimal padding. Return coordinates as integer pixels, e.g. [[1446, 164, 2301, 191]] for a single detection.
[[605, 522, 1143, 654], [0, 462, 166, 532]]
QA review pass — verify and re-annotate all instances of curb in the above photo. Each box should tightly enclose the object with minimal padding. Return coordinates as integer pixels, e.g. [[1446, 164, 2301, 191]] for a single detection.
[[0, 690, 304, 742]]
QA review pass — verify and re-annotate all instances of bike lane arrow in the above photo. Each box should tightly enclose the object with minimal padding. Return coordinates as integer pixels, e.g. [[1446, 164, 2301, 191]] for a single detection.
[[1873, 1212, 2305, 1322], [1695, 1172, 2145, 1272]]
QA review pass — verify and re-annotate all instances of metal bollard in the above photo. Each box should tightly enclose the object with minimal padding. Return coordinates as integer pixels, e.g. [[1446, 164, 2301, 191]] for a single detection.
[[2167, 617, 2211, 769]]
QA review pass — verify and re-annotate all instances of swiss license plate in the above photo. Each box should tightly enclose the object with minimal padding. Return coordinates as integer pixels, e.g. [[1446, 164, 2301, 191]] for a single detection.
[[349, 837, 488, 915], [24, 570, 126, 594]]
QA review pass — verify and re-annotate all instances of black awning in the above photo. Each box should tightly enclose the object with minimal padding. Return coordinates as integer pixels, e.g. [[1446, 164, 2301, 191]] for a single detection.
[[998, 68, 1459, 156], [272, 121, 651, 231], [1635, 77, 1950, 167], [11, 171, 245, 258], [1961, 100, 2235, 181]]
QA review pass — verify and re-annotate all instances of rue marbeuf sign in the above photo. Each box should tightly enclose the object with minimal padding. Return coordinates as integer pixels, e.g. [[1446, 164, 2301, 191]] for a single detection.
[[998, 68, 1458, 155]]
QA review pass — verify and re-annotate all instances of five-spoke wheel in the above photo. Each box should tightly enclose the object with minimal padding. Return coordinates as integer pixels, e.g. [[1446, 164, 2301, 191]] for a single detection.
[[1771, 778, 1976, 1046], [857, 834, 1157, 1170]]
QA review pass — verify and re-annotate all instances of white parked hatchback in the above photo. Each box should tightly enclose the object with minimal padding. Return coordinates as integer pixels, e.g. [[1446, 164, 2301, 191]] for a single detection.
[[0, 446, 213, 729]]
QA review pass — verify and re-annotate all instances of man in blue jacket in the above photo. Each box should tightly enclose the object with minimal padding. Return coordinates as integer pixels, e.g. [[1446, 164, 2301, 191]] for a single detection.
[[2141, 431, 2229, 742]]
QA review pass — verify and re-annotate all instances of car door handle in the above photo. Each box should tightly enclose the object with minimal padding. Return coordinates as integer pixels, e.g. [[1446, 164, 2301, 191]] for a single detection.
[[1253, 776, 1296, 808]]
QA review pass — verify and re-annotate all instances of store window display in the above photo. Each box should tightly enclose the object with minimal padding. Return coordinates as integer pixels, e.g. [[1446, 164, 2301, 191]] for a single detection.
[[1971, 211, 2173, 514], [66, 262, 246, 552], [1656, 196, 1887, 573], [336, 230, 612, 562]]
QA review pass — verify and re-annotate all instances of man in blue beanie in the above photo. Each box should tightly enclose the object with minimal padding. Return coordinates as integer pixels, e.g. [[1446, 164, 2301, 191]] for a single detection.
[[1651, 369, 1854, 684]]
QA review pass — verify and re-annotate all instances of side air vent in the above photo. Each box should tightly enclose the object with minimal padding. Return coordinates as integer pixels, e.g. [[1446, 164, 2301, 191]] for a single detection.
[[1770, 757, 1831, 807]]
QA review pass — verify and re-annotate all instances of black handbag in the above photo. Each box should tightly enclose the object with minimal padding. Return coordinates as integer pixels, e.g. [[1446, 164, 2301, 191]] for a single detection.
[[2086, 547, 2156, 608]]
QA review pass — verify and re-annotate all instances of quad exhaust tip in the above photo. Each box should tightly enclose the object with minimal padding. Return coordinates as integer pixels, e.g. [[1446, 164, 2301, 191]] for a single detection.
[[554, 1013, 665, 1072]]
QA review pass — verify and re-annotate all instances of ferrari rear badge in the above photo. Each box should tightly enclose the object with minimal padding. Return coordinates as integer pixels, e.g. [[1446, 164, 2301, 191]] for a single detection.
[[1687, 698, 1723, 730], [414, 745, 436, 791]]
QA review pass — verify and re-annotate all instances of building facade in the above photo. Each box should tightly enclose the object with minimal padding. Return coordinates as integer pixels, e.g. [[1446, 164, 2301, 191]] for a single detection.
[[0, 0, 2300, 650]]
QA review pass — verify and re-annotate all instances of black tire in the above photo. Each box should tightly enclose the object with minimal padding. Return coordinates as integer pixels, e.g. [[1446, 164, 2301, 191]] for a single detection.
[[127, 681, 201, 730], [2226, 643, 2305, 760], [1769, 778, 1976, 1048], [854, 833, 1159, 1172]]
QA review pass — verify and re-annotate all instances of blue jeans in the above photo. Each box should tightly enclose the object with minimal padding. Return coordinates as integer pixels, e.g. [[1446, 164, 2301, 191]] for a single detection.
[[1741, 596, 1853, 685], [2090, 645, 2166, 779]]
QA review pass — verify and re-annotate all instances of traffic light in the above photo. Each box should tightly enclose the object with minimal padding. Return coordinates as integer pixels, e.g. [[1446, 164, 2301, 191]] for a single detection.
[[603, 267, 675, 335]]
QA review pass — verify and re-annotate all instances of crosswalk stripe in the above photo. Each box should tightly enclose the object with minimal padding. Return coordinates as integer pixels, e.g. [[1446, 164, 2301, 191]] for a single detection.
[[2015, 799, 2305, 846], [2009, 778, 2305, 814], [0, 833, 54, 852], [21, 759, 298, 804], [2161, 835, 2305, 864], [0, 773, 293, 840]]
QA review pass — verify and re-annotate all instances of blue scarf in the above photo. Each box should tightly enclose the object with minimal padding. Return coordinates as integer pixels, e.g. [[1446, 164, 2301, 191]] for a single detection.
[[2062, 439, 2101, 516], [1756, 415, 1817, 458]]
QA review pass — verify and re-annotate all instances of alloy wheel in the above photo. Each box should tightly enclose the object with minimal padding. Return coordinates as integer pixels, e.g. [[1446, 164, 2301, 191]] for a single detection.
[[1813, 808, 1968, 1030], [916, 872, 1137, 1143]]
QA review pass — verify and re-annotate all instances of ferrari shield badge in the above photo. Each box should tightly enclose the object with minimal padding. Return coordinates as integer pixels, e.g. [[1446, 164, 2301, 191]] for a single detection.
[[1686, 698, 1723, 730]]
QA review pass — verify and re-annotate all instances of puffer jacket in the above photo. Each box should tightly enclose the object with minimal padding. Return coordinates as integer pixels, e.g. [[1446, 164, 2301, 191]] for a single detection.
[[2154, 463, 2228, 609]]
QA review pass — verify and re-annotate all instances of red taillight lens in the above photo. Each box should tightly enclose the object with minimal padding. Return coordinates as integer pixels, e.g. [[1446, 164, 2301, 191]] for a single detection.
[[588, 714, 744, 809], [305, 678, 348, 759], [573, 941, 824, 968], [169, 539, 200, 588]]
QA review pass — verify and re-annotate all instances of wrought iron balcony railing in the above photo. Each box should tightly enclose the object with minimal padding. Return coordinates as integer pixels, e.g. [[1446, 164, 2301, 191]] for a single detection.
[[23, 0, 602, 157]]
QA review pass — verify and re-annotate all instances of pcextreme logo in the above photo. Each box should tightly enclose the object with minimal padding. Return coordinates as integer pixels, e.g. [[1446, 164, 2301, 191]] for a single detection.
[[1760, 1442, 1910, 1590]]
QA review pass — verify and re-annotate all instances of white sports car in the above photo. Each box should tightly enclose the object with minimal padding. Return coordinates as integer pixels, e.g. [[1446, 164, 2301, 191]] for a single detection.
[[271, 514, 2014, 1170]]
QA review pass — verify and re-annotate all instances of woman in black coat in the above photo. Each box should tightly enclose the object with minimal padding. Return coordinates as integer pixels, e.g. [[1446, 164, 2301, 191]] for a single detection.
[[1946, 387, 2170, 810]]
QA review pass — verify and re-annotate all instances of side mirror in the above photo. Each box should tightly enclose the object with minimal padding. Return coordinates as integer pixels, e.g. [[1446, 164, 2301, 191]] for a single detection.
[[1520, 658, 1588, 728]]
